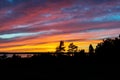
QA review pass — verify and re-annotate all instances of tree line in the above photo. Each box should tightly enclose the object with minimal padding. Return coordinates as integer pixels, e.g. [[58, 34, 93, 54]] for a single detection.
[[0, 35, 120, 59], [55, 35, 120, 57], [56, 40, 94, 54]]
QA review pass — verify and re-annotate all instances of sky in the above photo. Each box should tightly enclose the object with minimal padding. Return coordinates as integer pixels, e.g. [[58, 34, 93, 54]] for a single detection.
[[0, 0, 120, 52]]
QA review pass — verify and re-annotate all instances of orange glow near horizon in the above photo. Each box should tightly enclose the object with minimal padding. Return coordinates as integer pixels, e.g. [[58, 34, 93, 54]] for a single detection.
[[0, 40, 102, 52], [0, 0, 120, 53]]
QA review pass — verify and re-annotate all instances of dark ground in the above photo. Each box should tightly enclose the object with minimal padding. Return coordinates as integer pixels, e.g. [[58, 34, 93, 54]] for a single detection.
[[0, 56, 119, 80]]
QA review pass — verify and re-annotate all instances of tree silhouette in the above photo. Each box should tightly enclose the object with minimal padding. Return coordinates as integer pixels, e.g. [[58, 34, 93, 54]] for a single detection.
[[89, 44, 94, 56], [0, 34, 120, 65], [79, 49, 85, 56], [56, 41, 65, 53], [95, 35, 120, 58], [68, 43, 78, 53], [95, 38, 113, 57]]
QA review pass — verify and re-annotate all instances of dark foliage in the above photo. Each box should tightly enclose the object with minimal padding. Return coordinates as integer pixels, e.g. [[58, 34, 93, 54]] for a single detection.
[[56, 41, 65, 53], [0, 35, 120, 79], [95, 35, 120, 59], [0, 35, 120, 63]]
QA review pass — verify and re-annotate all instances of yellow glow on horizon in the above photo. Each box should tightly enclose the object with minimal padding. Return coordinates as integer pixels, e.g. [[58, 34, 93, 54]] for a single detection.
[[0, 40, 102, 52]]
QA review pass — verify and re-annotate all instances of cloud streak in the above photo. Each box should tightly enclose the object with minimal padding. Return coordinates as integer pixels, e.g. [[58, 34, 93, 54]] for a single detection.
[[0, 0, 120, 52]]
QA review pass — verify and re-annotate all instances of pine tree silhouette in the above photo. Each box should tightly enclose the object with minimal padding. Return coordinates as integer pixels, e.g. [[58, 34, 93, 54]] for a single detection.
[[56, 41, 65, 53], [89, 44, 94, 56], [68, 43, 78, 53]]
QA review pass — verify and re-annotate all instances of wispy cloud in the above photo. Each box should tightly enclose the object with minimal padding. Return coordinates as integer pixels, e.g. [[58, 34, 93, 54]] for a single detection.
[[0, 29, 60, 39], [0, 0, 120, 52]]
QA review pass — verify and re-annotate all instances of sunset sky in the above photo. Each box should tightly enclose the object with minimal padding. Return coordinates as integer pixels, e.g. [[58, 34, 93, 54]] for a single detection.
[[0, 0, 120, 52]]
